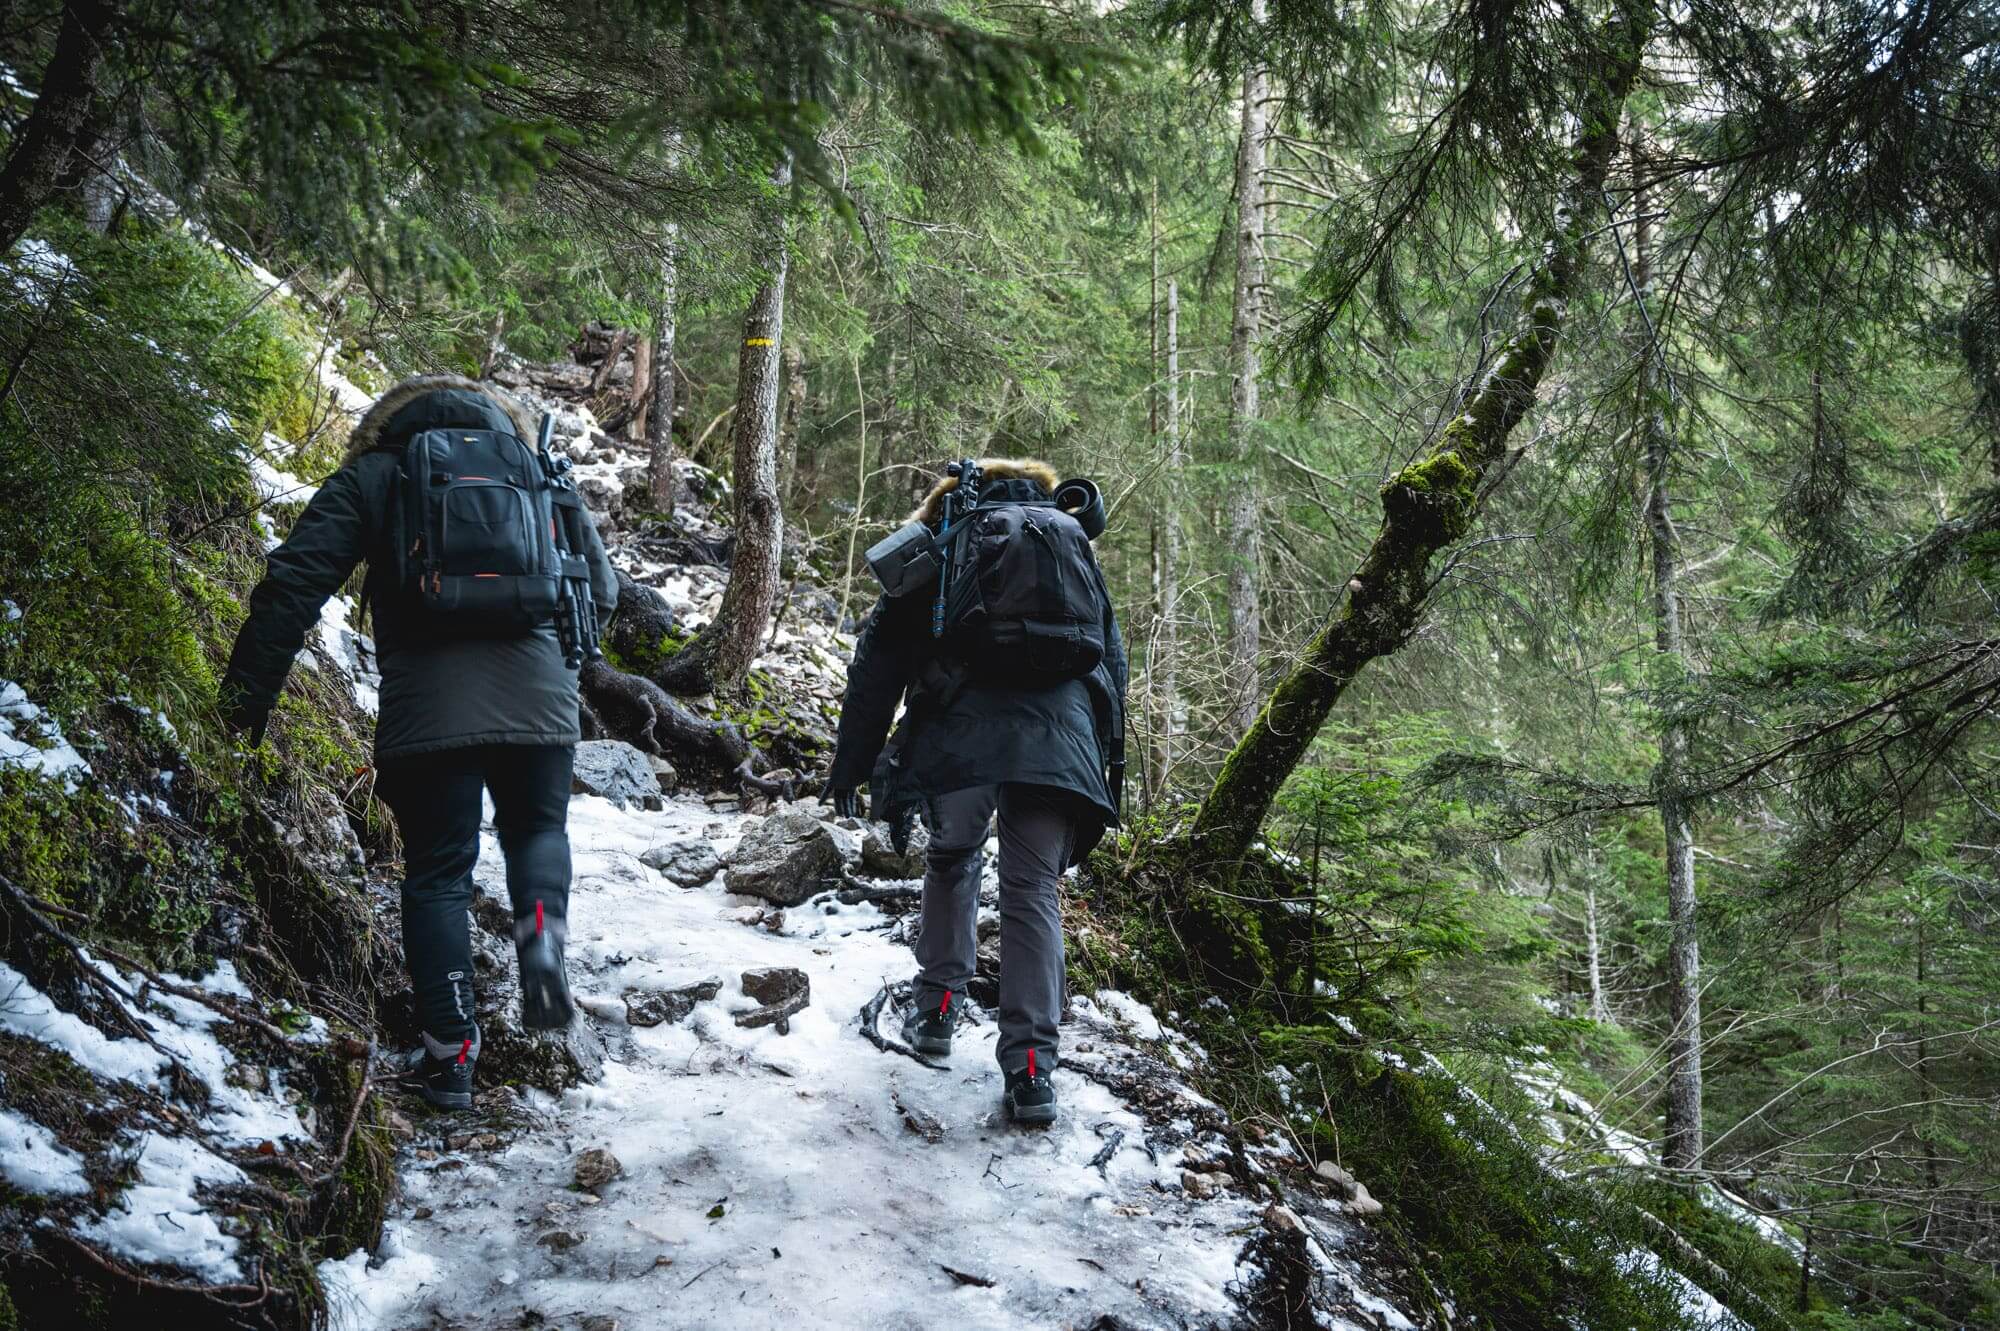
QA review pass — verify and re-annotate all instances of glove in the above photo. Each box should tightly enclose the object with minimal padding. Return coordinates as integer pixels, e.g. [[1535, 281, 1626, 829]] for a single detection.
[[824, 786, 862, 819], [889, 804, 920, 856], [220, 687, 270, 747]]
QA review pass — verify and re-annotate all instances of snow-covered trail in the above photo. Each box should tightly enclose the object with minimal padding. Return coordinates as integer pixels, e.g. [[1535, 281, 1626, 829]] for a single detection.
[[322, 791, 1382, 1331]]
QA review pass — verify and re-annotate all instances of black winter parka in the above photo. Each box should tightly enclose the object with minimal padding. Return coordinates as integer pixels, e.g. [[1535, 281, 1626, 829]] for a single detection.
[[826, 472, 1127, 862], [222, 376, 618, 761]]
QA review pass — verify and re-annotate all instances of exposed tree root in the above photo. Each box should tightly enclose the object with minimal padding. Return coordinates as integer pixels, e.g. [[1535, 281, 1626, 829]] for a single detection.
[[857, 980, 948, 1071]]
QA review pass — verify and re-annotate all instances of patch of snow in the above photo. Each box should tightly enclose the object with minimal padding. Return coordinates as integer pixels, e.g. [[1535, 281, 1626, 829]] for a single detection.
[[1618, 1249, 1750, 1330], [312, 595, 378, 714], [0, 1107, 90, 1195], [1705, 1183, 1802, 1256], [9, 238, 78, 307], [0, 681, 91, 792], [248, 451, 318, 509], [1093, 990, 1165, 1041], [0, 961, 168, 1085], [319, 1224, 443, 1331], [76, 1132, 248, 1283]]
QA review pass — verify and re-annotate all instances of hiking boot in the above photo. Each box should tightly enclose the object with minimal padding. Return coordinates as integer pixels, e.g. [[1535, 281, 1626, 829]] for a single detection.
[[515, 902, 574, 1031], [1004, 1050, 1057, 1125], [901, 987, 962, 1056], [403, 1030, 478, 1110]]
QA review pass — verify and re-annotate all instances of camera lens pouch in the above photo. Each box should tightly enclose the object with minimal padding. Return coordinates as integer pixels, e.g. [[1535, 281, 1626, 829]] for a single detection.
[[1053, 478, 1107, 540], [864, 521, 943, 597]]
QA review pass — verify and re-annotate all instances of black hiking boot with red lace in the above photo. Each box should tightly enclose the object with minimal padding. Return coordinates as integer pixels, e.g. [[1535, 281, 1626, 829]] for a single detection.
[[901, 987, 962, 1056], [514, 901, 575, 1031], [1004, 1049, 1057, 1125], [404, 1029, 478, 1110]]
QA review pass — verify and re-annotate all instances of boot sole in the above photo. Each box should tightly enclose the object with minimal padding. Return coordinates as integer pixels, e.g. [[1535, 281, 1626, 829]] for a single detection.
[[417, 1086, 473, 1110], [907, 1033, 953, 1056], [520, 969, 575, 1031]]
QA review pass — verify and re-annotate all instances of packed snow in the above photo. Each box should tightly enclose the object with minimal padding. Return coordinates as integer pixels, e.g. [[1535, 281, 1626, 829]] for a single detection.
[[319, 791, 1400, 1330]]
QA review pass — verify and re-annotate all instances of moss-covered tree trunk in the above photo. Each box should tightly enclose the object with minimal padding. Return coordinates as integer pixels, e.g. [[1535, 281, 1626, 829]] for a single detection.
[[656, 154, 791, 697], [1185, 1, 1650, 877]]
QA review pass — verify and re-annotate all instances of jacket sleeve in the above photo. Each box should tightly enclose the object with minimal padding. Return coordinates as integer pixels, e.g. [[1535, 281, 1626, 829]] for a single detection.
[[1093, 567, 1129, 816], [826, 592, 923, 789], [221, 463, 371, 715]]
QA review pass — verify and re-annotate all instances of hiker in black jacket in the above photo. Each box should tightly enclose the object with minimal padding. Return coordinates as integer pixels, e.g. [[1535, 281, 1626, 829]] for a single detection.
[[826, 458, 1125, 1125], [220, 375, 618, 1110]]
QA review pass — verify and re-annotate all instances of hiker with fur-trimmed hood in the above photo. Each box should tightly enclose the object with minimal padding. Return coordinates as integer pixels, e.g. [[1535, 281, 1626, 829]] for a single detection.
[[220, 376, 617, 1110], [826, 458, 1126, 1125]]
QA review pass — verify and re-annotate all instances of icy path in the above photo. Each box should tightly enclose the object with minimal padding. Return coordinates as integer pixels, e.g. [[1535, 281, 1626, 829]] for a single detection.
[[321, 792, 1376, 1331]]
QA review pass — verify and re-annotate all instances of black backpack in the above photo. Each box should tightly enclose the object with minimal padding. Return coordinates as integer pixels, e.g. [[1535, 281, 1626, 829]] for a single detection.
[[389, 426, 565, 636], [938, 498, 1108, 683]]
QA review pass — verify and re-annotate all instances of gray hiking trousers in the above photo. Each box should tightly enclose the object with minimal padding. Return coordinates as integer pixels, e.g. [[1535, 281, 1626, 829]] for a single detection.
[[913, 783, 1075, 1074]]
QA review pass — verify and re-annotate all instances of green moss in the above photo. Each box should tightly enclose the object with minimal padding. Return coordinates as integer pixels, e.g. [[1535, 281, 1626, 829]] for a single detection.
[[605, 625, 691, 675], [1068, 836, 1790, 1331], [0, 1281, 19, 1331], [1382, 448, 1480, 544]]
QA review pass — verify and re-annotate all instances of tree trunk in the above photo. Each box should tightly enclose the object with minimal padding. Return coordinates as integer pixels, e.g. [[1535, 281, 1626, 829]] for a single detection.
[[1183, 1, 1649, 879], [1636, 132, 1704, 1174], [629, 334, 653, 443], [1586, 880, 1610, 1023], [1157, 277, 1185, 793], [656, 155, 792, 697], [1224, 0, 1269, 737], [0, 0, 115, 256], [646, 213, 681, 515], [479, 310, 507, 378]]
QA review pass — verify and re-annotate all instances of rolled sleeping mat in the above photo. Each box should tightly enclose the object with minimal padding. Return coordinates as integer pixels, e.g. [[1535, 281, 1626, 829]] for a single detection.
[[864, 520, 943, 597], [1053, 477, 1106, 540]]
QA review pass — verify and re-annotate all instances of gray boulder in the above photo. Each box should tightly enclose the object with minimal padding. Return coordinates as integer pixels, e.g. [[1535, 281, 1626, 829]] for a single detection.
[[572, 739, 664, 810], [859, 819, 929, 879], [640, 837, 722, 887], [724, 807, 842, 906]]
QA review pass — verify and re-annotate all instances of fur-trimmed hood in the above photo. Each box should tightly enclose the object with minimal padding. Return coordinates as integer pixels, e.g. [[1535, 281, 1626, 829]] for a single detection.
[[908, 458, 1060, 525], [344, 373, 541, 460]]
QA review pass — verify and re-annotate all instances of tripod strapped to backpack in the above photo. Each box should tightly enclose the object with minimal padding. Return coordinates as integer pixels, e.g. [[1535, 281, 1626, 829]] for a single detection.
[[537, 413, 602, 669], [930, 459, 984, 637]]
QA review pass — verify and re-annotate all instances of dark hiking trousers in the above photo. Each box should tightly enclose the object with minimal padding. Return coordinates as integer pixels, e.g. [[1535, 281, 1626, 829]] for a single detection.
[[376, 744, 576, 1043], [914, 783, 1076, 1074]]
